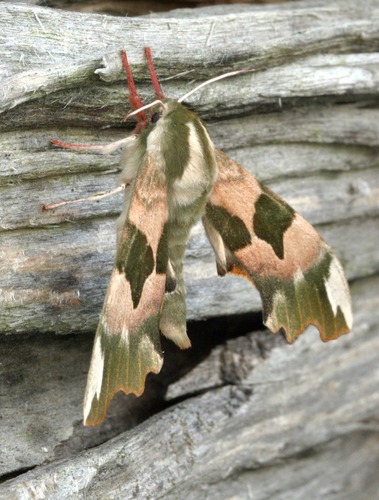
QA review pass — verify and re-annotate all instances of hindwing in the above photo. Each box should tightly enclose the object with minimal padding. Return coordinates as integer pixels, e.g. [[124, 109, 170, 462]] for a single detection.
[[203, 149, 352, 343]]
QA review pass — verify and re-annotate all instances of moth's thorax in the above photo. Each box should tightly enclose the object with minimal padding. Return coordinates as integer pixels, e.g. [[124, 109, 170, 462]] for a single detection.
[[118, 99, 217, 243], [146, 100, 218, 211]]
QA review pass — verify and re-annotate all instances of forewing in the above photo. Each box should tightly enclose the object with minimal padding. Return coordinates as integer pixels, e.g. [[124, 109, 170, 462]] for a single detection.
[[203, 149, 352, 343], [84, 154, 169, 425]]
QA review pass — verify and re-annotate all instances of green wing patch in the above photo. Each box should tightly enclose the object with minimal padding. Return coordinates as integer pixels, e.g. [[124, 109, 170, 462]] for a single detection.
[[116, 222, 155, 309], [253, 187, 295, 260], [205, 204, 251, 252]]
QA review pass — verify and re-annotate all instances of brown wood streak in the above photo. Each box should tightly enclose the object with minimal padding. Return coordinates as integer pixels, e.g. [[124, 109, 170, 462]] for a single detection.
[[213, 150, 324, 279]]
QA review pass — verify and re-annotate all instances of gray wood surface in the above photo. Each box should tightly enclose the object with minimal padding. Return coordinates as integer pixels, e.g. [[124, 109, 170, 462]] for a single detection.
[[0, 0, 378, 497], [1, 275, 379, 498]]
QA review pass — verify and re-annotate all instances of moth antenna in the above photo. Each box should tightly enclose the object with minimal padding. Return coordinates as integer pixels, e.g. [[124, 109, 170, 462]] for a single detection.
[[125, 99, 166, 121], [178, 68, 255, 103], [120, 50, 147, 125], [145, 47, 165, 99]]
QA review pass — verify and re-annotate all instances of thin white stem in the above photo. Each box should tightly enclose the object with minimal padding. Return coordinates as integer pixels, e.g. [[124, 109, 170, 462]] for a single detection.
[[178, 69, 255, 103], [125, 100, 165, 120]]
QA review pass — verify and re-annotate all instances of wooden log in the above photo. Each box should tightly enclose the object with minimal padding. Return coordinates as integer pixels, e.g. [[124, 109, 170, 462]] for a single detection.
[[1, 106, 378, 332], [0, 0, 378, 496], [1, 274, 378, 496]]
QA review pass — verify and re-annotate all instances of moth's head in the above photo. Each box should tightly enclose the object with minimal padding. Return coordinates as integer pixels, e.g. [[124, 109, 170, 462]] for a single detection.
[[126, 98, 191, 135], [121, 48, 192, 135], [121, 47, 253, 135]]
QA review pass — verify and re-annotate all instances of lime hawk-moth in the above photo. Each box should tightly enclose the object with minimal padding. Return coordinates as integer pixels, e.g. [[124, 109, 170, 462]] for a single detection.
[[48, 48, 352, 426]]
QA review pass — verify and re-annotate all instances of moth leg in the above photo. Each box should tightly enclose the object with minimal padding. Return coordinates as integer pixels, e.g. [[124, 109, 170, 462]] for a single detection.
[[42, 184, 127, 211], [44, 136, 136, 210], [50, 135, 136, 155]]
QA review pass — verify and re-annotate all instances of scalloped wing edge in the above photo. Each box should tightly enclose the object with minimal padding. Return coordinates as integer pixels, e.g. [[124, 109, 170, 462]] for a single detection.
[[83, 304, 163, 426]]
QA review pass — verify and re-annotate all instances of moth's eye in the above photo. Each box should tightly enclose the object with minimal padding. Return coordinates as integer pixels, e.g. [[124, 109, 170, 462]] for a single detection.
[[151, 112, 161, 124]]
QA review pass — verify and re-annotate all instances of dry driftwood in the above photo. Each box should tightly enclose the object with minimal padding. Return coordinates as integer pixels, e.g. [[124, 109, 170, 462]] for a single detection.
[[0, 0, 378, 497], [1, 275, 379, 498], [1, 30, 379, 332]]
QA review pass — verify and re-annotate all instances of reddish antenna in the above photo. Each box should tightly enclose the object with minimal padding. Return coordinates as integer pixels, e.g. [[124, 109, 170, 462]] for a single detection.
[[121, 50, 147, 127], [145, 47, 165, 99]]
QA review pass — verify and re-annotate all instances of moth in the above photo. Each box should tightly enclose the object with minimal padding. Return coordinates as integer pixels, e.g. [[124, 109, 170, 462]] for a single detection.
[[48, 48, 352, 426]]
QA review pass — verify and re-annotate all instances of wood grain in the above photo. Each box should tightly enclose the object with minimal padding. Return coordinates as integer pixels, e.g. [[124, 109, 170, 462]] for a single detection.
[[1, 274, 378, 497], [0, 0, 378, 496]]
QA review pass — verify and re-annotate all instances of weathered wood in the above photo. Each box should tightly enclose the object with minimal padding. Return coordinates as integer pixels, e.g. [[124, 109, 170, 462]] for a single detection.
[[1, 104, 378, 332], [1, 212, 378, 333], [0, 0, 378, 496], [10, 0, 255, 17], [1, 1, 379, 115], [2, 53, 379, 126], [1, 274, 378, 497]]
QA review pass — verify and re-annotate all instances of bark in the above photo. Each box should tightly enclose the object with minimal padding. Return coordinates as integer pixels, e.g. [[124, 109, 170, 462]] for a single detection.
[[1, 276, 379, 498], [0, 0, 378, 497]]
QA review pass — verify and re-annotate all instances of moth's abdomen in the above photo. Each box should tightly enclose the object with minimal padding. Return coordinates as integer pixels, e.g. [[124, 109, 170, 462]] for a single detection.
[[153, 102, 218, 349]]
